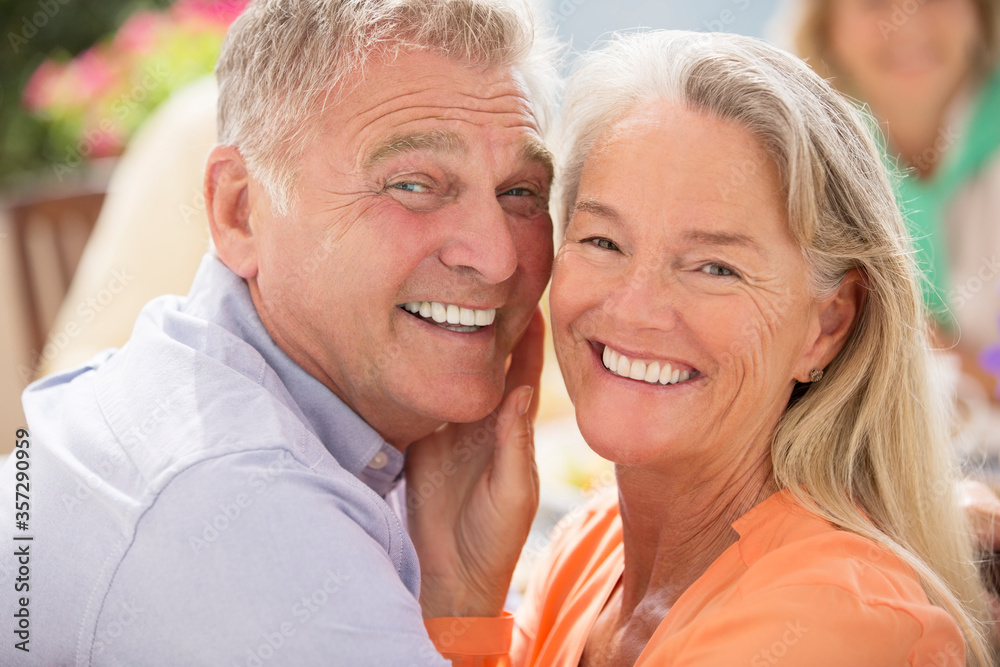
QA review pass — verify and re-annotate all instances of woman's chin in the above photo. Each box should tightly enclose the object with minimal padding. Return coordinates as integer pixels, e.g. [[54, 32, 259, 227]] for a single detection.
[[574, 406, 679, 468]]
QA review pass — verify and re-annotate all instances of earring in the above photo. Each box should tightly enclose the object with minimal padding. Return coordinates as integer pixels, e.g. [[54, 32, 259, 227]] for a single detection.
[[809, 369, 824, 383]]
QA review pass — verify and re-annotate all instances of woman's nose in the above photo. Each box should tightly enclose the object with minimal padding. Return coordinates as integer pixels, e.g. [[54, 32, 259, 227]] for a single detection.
[[601, 259, 679, 332]]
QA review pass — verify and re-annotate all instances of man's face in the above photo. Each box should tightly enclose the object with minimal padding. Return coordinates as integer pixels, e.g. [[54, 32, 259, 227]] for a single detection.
[[244, 50, 554, 447]]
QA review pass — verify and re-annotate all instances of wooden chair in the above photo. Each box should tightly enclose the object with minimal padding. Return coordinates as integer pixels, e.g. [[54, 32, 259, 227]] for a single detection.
[[6, 190, 106, 365]]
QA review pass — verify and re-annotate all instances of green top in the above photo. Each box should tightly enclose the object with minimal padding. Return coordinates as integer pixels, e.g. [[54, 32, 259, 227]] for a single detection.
[[887, 67, 1000, 326]]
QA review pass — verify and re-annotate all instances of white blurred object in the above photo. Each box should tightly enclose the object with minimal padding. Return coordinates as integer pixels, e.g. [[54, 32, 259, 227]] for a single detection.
[[931, 350, 1000, 471]]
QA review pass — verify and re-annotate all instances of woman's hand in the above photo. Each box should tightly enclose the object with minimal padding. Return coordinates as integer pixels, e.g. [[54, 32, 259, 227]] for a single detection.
[[407, 308, 545, 619]]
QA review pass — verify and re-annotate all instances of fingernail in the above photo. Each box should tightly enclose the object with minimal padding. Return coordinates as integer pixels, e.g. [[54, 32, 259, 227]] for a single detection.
[[516, 386, 534, 417]]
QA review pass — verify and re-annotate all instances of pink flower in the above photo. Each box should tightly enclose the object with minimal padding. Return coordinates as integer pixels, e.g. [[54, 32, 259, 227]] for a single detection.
[[71, 48, 117, 103], [172, 0, 249, 27], [114, 11, 164, 54], [83, 125, 125, 157], [22, 60, 64, 111]]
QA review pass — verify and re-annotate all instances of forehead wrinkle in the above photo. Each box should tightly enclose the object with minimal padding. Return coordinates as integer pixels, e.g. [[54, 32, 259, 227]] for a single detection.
[[350, 80, 536, 119], [362, 129, 466, 170]]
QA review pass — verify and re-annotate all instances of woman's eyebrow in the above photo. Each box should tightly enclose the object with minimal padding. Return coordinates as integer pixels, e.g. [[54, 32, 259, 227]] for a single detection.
[[572, 197, 624, 225], [573, 197, 767, 257], [682, 229, 766, 257]]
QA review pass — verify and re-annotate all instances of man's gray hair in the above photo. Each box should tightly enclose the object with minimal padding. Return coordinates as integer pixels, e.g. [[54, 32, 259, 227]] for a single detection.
[[216, 0, 561, 215]]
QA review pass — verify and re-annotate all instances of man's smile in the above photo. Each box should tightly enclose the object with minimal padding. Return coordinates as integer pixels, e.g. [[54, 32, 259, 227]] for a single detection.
[[399, 301, 497, 333]]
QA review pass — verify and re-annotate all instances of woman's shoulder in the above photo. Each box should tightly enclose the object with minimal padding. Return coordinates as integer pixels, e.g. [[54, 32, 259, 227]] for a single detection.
[[512, 488, 623, 664], [534, 487, 623, 582], [549, 486, 621, 542], [638, 492, 966, 665], [725, 493, 963, 656], [734, 491, 929, 602]]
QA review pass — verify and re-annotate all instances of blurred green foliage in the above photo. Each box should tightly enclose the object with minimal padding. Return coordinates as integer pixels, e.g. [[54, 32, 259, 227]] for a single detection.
[[0, 0, 173, 188]]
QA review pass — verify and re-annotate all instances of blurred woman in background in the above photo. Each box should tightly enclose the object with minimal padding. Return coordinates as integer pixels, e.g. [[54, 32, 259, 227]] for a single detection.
[[783, 0, 1000, 450]]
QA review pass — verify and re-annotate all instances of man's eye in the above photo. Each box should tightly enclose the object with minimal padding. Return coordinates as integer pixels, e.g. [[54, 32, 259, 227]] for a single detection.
[[391, 182, 430, 194], [583, 237, 619, 251], [499, 187, 534, 197], [700, 263, 737, 277], [498, 186, 546, 218]]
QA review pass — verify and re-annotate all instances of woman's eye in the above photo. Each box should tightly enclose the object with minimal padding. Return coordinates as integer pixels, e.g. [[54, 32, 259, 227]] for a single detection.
[[582, 237, 619, 251], [391, 182, 431, 194], [700, 263, 736, 277]]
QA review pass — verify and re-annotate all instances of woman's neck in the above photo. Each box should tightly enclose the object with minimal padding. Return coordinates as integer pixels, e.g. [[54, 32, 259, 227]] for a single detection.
[[614, 450, 777, 620], [868, 75, 973, 178], [880, 104, 951, 178], [582, 449, 778, 667]]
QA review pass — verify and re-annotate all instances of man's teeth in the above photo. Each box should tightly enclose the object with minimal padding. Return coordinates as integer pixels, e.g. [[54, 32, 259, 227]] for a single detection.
[[401, 302, 496, 327], [601, 345, 695, 385]]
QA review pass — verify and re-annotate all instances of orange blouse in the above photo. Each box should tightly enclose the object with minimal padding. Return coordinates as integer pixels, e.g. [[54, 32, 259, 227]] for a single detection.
[[510, 489, 965, 666]]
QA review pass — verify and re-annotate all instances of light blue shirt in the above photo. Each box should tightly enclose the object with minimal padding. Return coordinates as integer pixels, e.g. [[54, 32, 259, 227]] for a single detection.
[[0, 255, 451, 666]]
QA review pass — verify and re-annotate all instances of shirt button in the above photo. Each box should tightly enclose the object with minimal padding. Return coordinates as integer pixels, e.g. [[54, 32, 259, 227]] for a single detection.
[[368, 451, 389, 470]]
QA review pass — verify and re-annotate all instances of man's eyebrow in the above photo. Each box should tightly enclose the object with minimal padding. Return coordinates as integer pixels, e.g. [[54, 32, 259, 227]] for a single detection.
[[521, 136, 555, 182], [362, 130, 466, 169]]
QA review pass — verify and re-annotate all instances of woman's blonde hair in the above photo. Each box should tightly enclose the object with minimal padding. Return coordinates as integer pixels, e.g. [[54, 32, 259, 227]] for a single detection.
[[216, 0, 561, 215], [788, 0, 1000, 86], [555, 29, 995, 665]]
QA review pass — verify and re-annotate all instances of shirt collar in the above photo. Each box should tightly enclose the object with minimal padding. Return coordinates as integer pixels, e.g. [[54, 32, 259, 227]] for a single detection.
[[185, 254, 404, 497]]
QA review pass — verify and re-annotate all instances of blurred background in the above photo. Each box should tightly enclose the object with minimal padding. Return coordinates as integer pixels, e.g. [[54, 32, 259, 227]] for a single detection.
[[2, 1, 999, 584]]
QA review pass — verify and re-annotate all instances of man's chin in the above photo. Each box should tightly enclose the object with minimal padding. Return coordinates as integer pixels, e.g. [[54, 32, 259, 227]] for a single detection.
[[412, 377, 505, 426]]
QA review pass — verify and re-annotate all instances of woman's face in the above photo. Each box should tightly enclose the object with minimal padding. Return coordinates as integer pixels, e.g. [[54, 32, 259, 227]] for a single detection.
[[550, 102, 830, 471], [827, 0, 981, 110]]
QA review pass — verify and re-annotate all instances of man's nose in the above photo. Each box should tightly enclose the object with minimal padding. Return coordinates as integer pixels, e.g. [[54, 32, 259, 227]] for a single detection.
[[437, 192, 518, 284]]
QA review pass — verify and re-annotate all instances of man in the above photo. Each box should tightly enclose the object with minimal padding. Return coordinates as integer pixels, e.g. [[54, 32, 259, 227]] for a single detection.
[[0, 0, 558, 663]]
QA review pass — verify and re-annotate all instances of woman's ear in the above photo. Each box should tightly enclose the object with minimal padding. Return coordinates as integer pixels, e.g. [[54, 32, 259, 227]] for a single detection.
[[205, 144, 258, 279], [796, 269, 867, 382]]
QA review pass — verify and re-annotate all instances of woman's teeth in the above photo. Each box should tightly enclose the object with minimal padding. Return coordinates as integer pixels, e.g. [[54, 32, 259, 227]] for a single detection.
[[601, 344, 696, 386], [400, 301, 496, 331]]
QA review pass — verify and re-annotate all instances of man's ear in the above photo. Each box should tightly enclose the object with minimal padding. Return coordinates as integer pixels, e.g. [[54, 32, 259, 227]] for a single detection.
[[795, 269, 867, 382], [205, 145, 257, 279]]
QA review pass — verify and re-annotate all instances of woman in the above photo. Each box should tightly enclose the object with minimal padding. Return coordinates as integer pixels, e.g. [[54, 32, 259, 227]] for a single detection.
[[409, 30, 996, 666], [785, 0, 1000, 442], [519, 29, 994, 665]]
